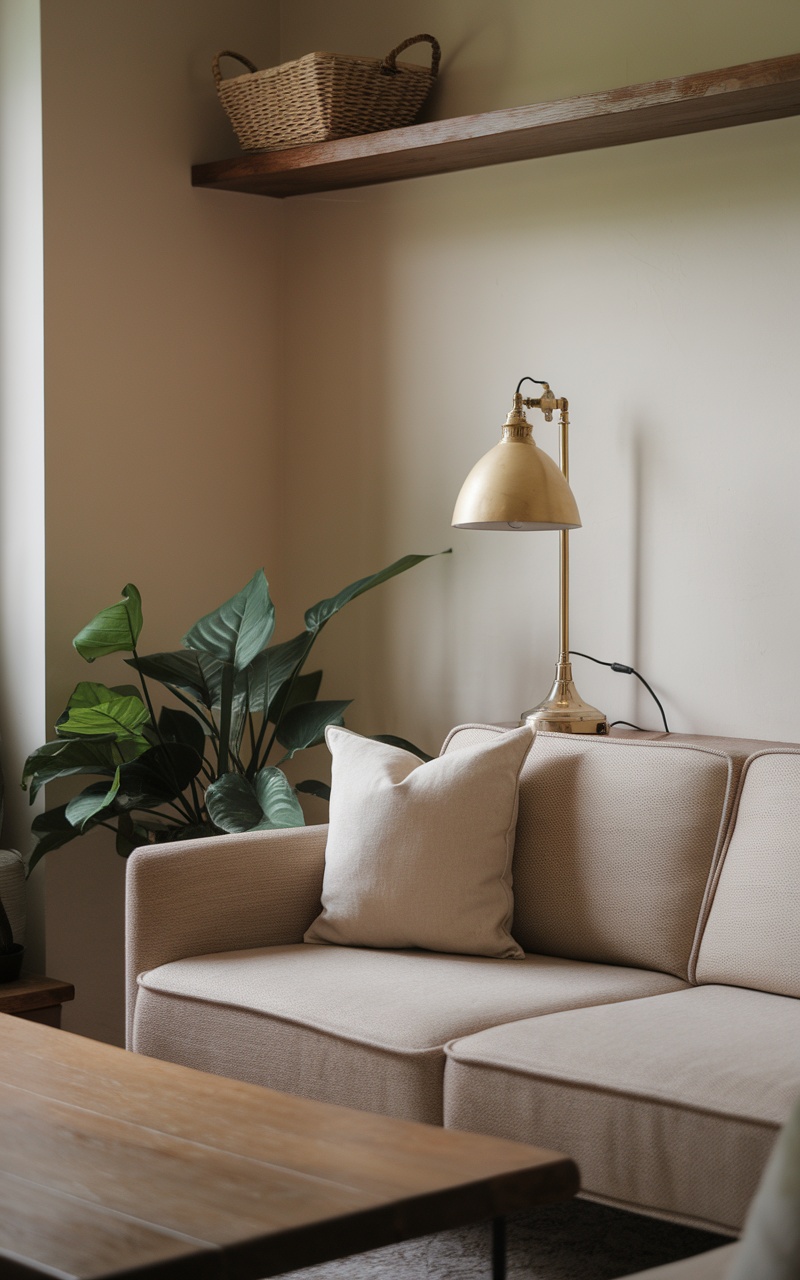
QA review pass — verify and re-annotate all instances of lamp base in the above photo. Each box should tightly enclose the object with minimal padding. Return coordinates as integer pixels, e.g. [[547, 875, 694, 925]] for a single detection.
[[521, 662, 608, 735]]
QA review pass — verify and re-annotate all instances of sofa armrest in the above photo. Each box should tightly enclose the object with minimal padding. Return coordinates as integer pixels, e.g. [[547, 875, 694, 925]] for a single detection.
[[125, 823, 328, 1048]]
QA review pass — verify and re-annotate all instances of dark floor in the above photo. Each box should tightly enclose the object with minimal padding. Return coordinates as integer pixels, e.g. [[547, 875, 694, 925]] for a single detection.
[[282, 1199, 735, 1279]]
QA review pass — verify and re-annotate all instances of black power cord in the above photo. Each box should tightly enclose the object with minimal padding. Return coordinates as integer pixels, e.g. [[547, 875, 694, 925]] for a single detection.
[[569, 651, 670, 734], [516, 375, 549, 395]]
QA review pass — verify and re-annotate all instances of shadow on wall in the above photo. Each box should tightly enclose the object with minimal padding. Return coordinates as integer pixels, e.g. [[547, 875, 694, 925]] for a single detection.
[[275, 112, 800, 749]]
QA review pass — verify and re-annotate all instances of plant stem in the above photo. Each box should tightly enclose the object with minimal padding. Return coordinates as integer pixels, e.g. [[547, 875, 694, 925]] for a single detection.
[[257, 631, 318, 772], [189, 776, 204, 823], [130, 810, 184, 827], [217, 665, 235, 778], [132, 647, 162, 738], [131, 648, 197, 823], [164, 684, 216, 734]]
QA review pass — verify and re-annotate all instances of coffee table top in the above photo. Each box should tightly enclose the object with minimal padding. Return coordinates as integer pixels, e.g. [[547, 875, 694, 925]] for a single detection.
[[0, 1014, 578, 1279]]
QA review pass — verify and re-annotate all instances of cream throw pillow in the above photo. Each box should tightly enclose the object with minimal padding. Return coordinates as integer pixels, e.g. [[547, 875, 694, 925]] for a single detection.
[[304, 725, 534, 959]]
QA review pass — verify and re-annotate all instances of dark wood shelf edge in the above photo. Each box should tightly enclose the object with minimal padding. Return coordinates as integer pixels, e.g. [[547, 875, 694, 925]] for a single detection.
[[192, 51, 800, 198], [0, 975, 75, 1015]]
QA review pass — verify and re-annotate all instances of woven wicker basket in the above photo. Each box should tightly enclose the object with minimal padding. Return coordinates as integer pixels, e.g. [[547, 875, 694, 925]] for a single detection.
[[213, 34, 441, 152]]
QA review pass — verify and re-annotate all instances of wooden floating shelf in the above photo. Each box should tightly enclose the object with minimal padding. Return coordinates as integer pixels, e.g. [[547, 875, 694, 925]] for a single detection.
[[192, 52, 800, 199]]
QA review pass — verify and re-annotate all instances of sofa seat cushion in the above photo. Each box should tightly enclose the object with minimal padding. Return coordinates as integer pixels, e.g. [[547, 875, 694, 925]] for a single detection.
[[133, 945, 686, 1125], [444, 986, 800, 1233]]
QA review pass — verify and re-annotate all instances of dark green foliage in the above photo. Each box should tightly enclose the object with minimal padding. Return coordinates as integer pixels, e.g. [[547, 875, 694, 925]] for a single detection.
[[22, 554, 446, 871]]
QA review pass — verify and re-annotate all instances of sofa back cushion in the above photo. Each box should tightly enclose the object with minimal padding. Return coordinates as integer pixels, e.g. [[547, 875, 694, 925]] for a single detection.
[[442, 727, 738, 980], [696, 750, 800, 997]]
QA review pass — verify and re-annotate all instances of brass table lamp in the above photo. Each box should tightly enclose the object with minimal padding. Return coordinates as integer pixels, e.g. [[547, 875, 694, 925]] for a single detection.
[[452, 376, 607, 734]]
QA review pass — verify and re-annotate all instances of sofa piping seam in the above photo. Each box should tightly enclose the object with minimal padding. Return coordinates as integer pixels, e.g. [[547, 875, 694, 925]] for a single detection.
[[442, 1053, 788, 1129]]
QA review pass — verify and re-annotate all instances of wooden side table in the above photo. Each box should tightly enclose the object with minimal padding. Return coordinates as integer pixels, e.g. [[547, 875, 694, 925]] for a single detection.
[[0, 973, 74, 1027]]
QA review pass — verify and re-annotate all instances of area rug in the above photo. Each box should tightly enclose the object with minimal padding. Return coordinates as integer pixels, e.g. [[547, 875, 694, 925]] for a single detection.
[[283, 1200, 733, 1279]]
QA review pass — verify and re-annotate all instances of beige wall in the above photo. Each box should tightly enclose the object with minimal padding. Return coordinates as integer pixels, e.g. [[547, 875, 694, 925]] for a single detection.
[[30, 0, 800, 1042], [274, 0, 800, 754], [0, 0, 46, 970], [41, 0, 282, 1042]]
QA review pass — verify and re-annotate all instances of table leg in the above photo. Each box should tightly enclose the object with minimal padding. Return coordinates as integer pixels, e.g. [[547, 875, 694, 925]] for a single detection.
[[492, 1216, 506, 1280]]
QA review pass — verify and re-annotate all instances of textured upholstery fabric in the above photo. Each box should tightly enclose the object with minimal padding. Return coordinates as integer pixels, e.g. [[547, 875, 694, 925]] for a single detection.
[[443, 727, 737, 980], [444, 986, 800, 1233], [125, 824, 327, 1047], [134, 946, 685, 1124], [305, 725, 533, 958], [618, 1244, 739, 1280], [696, 751, 800, 998]]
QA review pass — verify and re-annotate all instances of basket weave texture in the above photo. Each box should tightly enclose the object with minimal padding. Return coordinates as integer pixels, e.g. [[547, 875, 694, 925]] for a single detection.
[[213, 35, 441, 152]]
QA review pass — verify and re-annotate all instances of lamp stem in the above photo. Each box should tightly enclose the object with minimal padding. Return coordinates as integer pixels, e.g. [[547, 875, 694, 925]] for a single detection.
[[559, 406, 570, 665], [521, 399, 608, 734]]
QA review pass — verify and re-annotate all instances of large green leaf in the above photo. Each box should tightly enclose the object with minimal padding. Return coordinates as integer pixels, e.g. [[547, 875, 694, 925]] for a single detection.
[[137, 653, 248, 753], [295, 779, 331, 801], [115, 743, 203, 811], [65, 770, 121, 832], [205, 772, 263, 833], [63, 681, 141, 711], [247, 632, 313, 716], [371, 734, 434, 763], [193, 659, 247, 762], [27, 806, 86, 874], [135, 651, 239, 714], [127, 651, 214, 706], [21, 737, 137, 801], [57, 695, 151, 744], [202, 658, 237, 705], [73, 584, 143, 661], [206, 767, 304, 834], [304, 552, 448, 633], [158, 707, 207, 759], [254, 768, 305, 828], [276, 699, 351, 758], [268, 669, 323, 726], [183, 571, 276, 672], [55, 681, 143, 730]]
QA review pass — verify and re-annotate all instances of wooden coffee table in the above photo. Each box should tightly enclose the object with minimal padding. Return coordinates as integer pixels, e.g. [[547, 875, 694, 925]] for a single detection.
[[0, 1015, 578, 1280]]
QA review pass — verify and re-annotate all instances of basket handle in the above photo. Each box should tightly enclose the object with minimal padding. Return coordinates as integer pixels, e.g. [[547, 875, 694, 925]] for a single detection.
[[381, 34, 441, 79], [212, 50, 259, 87]]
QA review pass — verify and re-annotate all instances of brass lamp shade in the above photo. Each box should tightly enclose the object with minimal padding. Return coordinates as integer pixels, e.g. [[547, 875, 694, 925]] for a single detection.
[[451, 385, 607, 736], [452, 430, 582, 530]]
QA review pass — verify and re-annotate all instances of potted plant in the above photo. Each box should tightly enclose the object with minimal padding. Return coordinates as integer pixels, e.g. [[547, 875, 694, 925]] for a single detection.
[[22, 553, 445, 871], [0, 894, 23, 982]]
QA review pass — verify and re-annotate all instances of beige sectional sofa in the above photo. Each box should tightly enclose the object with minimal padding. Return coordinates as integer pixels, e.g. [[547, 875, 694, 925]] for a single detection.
[[126, 726, 800, 1246]]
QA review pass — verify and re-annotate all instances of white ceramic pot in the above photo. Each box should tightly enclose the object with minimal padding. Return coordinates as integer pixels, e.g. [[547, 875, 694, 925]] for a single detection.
[[0, 849, 25, 946]]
